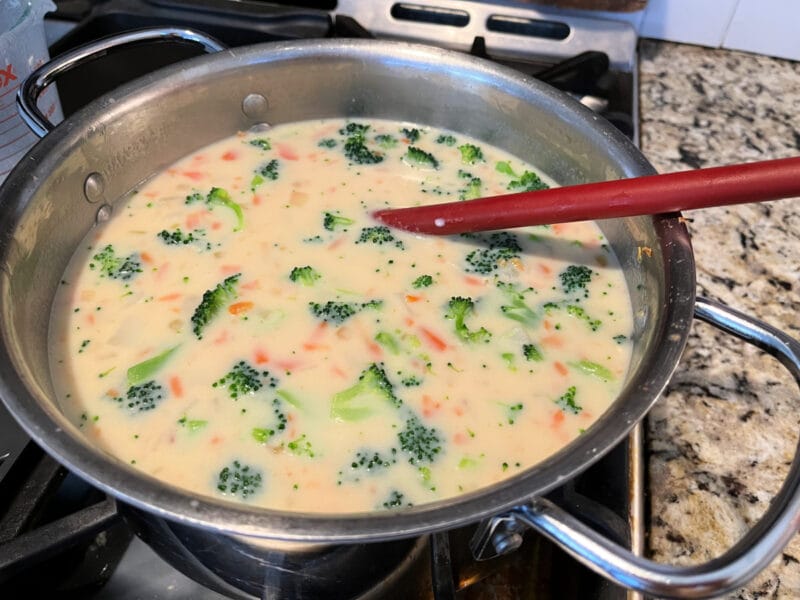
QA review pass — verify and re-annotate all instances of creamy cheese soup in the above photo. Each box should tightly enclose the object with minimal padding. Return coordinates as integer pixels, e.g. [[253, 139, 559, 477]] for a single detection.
[[50, 119, 633, 513]]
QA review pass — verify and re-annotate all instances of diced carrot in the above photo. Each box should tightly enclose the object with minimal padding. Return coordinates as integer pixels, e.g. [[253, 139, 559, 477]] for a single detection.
[[254, 348, 270, 365], [85, 314, 95, 326], [365, 339, 382, 359], [213, 330, 229, 345], [538, 263, 552, 275], [211, 221, 222, 230], [542, 334, 564, 348], [185, 210, 205, 229], [275, 143, 299, 160], [331, 365, 347, 378], [252, 194, 262, 206], [420, 327, 448, 352], [405, 294, 422, 303], [140, 252, 154, 264], [170, 376, 183, 398], [552, 223, 567, 235], [463, 275, 484, 287], [275, 358, 302, 371], [327, 236, 345, 251], [181, 171, 205, 181], [210, 436, 223, 445], [405, 317, 415, 327], [241, 279, 261, 290], [551, 410, 565, 428], [543, 319, 553, 331], [228, 301, 254, 315], [453, 405, 465, 417], [422, 394, 442, 418], [453, 432, 468, 445], [144, 191, 158, 198], [289, 189, 309, 206], [220, 265, 241, 275], [222, 150, 238, 161], [554, 361, 568, 376], [106, 388, 119, 398], [158, 292, 182, 302]]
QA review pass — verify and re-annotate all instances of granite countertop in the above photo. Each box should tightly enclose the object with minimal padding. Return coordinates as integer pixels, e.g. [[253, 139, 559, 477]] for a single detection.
[[638, 40, 800, 598]]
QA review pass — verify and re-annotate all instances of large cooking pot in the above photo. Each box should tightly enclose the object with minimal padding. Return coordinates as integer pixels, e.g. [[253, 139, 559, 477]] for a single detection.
[[2, 29, 800, 599]]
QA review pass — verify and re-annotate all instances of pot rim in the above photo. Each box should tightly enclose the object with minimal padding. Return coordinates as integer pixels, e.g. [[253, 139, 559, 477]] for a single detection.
[[0, 38, 695, 543]]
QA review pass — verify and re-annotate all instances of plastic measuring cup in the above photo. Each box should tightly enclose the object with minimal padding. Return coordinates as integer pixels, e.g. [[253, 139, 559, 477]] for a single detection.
[[0, 0, 62, 183]]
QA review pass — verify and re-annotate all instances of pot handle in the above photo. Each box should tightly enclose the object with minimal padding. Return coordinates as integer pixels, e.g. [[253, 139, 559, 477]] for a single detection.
[[17, 27, 226, 138], [471, 296, 800, 599]]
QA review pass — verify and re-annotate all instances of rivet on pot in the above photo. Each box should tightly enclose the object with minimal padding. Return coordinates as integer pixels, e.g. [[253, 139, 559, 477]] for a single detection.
[[84, 172, 105, 203], [242, 93, 269, 120], [96, 203, 113, 224]]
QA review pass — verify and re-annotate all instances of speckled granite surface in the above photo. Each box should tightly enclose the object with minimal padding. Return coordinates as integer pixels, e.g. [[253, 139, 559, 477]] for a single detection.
[[639, 40, 800, 598]]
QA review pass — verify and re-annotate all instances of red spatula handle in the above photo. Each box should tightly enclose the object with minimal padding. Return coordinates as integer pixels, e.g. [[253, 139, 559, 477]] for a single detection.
[[374, 156, 800, 235]]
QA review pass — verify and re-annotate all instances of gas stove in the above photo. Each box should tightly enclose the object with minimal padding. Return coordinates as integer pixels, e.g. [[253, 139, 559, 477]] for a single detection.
[[1, 1, 644, 598]]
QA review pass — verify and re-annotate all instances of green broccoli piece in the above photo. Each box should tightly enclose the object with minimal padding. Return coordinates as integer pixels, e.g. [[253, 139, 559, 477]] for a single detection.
[[216, 460, 262, 499], [286, 434, 316, 457], [571, 359, 614, 381], [522, 343, 543, 362], [463, 232, 523, 274], [112, 381, 165, 413], [560, 265, 594, 296], [566, 305, 602, 331], [308, 299, 383, 325], [505, 402, 524, 424], [458, 143, 484, 164], [382, 489, 412, 509], [289, 265, 321, 286], [89, 245, 142, 281], [356, 226, 404, 249], [401, 127, 421, 142], [374, 331, 401, 354], [251, 159, 280, 190], [190, 273, 241, 338], [251, 397, 289, 443], [404, 146, 438, 169], [350, 448, 398, 471], [435, 134, 457, 146], [508, 170, 549, 192], [445, 297, 492, 343], [323, 211, 355, 232], [331, 363, 401, 421], [340, 122, 384, 165], [613, 334, 628, 345], [318, 138, 337, 148], [177, 415, 208, 432], [375, 134, 398, 149], [401, 375, 422, 387], [496, 281, 538, 327], [412, 274, 434, 289], [213, 360, 278, 399], [556, 386, 581, 414], [127, 345, 180, 386], [398, 415, 442, 465], [186, 187, 244, 232], [459, 177, 482, 201], [157, 228, 208, 247], [249, 138, 271, 150]]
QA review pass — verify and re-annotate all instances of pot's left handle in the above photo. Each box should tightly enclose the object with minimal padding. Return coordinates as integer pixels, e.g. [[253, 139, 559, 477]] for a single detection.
[[472, 296, 800, 599], [17, 27, 226, 138]]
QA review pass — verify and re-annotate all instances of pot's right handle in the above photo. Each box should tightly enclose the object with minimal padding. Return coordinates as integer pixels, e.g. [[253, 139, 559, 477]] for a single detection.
[[472, 296, 800, 599], [17, 27, 226, 138]]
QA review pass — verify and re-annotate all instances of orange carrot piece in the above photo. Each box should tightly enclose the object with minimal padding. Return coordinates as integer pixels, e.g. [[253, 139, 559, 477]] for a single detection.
[[554, 361, 568, 376], [463, 275, 484, 287], [252, 194, 262, 206], [275, 143, 299, 160], [220, 265, 241, 276], [181, 171, 204, 181], [140, 251, 154, 264], [158, 292, 182, 302], [405, 294, 422, 303], [170, 376, 183, 398], [551, 410, 565, 428], [538, 263, 553, 275], [542, 334, 564, 348], [453, 432, 468, 445], [420, 327, 448, 352], [221, 150, 238, 161], [254, 348, 270, 365], [228, 301, 254, 315]]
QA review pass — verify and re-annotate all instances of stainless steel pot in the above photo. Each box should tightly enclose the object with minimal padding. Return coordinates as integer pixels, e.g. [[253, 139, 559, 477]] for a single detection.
[[2, 29, 799, 599]]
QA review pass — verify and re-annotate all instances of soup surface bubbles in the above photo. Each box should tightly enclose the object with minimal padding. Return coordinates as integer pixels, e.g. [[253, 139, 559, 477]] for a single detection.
[[50, 119, 633, 513]]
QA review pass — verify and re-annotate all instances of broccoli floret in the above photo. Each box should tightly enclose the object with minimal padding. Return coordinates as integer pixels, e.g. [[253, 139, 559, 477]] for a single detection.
[[249, 138, 271, 150], [251, 159, 280, 190], [190, 273, 240, 338], [508, 170, 549, 192], [459, 177, 482, 201], [216, 460, 262, 499], [496, 281, 538, 327], [436, 134, 457, 146], [213, 360, 278, 399], [375, 331, 401, 354], [286, 434, 316, 457], [318, 138, 337, 148], [89, 245, 142, 281], [251, 397, 289, 443], [560, 265, 594, 296], [458, 143, 484, 164], [505, 402, 524, 424], [112, 380, 165, 413], [401, 127, 421, 142], [157, 227, 207, 247], [445, 297, 491, 343], [375, 134, 398, 149], [522, 343, 543, 362], [398, 415, 442, 465], [350, 448, 398, 471], [404, 146, 439, 169], [186, 187, 244, 232], [555, 386, 581, 414], [463, 232, 523, 274], [566, 305, 602, 331], [308, 299, 383, 325], [340, 122, 384, 165], [412, 274, 434, 289], [289, 265, 321, 286], [382, 489, 412, 509], [401, 375, 422, 387], [323, 211, 355, 232], [356, 226, 404, 249], [331, 363, 401, 420]]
